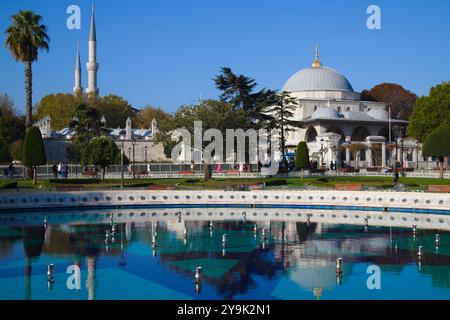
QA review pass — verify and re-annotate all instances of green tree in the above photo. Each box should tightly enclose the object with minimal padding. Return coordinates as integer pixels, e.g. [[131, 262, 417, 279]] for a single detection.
[[422, 125, 450, 179], [35, 93, 80, 130], [70, 103, 101, 156], [361, 83, 417, 120], [0, 137, 11, 164], [22, 126, 46, 184], [265, 92, 300, 158], [81, 137, 121, 179], [407, 82, 450, 142], [5, 10, 49, 128], [94, 94, 134, 128], [9, 140, 23, 162], [295, 141, 309, 179], [0, 94, 26, 146], [214, 67, 276, 129]]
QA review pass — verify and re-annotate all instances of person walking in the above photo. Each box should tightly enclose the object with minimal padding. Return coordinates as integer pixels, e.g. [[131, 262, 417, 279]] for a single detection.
[[8, 163, 14, 178], [52, 164, 58, 179], [217, 163, 222, 174]]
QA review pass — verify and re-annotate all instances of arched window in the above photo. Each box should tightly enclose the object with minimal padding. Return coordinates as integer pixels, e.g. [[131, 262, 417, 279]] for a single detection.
[[337, 106, 342, 113], [346, 107, 351, 112], [314, 105, 318, 111]]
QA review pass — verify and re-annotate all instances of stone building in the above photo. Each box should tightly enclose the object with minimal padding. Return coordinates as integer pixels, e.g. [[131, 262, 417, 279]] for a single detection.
[[282, 47, 427, 168]]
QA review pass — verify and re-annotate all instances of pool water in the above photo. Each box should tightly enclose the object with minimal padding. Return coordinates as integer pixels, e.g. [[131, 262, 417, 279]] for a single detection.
[[1, 208, 450, 300]]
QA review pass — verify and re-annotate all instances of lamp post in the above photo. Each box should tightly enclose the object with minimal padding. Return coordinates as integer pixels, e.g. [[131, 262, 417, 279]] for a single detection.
[[120, 135, 125, 189], [144, 145, 148, 163], [132, 139, 136, 179]]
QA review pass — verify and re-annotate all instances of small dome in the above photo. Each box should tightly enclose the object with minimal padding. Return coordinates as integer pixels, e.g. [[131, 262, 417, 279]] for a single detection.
[[311, 108, 341, 120], [342, 111, 374, 121], [367, 108, 389, 120]]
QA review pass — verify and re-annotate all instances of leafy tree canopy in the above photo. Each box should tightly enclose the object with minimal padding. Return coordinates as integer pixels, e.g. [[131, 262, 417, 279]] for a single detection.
[[94, 94, 134, 128], [81, 137, 121, 179], [0, 137, 11, 164], [361, 83, 417, 120], [422, 125, 450, 158], [407, 82, 450, 142], [134, 105, 171, 129], [0, 94, 25, 146], [35, 93, 81, 130]]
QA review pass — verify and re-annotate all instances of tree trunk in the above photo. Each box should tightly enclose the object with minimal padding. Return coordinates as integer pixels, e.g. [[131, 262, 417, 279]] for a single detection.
[[32, 166, 37, 185], [24, 61, 33, 128]]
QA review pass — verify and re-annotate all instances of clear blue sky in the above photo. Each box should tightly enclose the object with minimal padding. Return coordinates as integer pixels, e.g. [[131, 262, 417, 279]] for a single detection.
[[1, 0, 449, 113]]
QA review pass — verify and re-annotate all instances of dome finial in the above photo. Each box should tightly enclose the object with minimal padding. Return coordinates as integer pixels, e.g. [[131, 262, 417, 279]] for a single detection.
[[312, 44, 322, 68]]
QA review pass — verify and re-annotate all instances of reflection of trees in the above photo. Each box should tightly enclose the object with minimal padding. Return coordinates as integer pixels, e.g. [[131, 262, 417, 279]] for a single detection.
[[22, 226, 45, 300], [215, 250, 278, 299]]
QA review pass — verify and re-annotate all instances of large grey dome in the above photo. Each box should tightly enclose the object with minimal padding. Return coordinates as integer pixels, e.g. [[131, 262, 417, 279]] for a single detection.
[[283, 66, 354, 93]]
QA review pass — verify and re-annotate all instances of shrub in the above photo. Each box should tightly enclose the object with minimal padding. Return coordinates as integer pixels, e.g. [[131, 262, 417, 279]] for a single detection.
[[295, 142, 309, 170], [264, 179, 287, 186], [0, 181, 18, 189]]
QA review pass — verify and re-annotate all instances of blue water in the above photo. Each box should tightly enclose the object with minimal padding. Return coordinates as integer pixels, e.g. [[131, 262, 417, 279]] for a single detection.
[[0, 209, 450, 300]]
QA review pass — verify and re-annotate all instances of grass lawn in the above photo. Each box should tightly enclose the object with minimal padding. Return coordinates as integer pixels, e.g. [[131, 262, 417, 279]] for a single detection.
[[1, 175, 449, 191]]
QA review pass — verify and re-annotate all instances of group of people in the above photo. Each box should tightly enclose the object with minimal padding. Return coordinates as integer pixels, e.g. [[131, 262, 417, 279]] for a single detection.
[[52, 162, 68, 179]]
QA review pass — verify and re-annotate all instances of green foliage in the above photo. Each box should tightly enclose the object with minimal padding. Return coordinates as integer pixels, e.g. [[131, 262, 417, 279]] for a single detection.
[[0, 94, 25, 145], [0, 137, 11, 163], [22, 126, 46, 166], [214, 67, 277, 129], [422, 125, 450, 157], [295, 141, 309, 169], [5, 10, 50, 127], [81, 137, 121, 179], [94, 94, 134, 128], [35, 93, 80, 130], [266, 92, 301, 156], [4, 10, 49, 63], [361, 83, 417, 120], [264, 179, 287, 186], [9, 140, 23, 161], [49, 179, 101, 185], [70, 102, 101, 154], [407, 82, 450, 142]]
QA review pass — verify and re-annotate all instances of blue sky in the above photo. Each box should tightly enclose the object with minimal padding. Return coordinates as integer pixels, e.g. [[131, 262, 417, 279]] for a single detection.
[[1, 0, 449, 113]]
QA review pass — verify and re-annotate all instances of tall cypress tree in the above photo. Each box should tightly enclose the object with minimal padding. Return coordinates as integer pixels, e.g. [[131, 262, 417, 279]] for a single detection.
[[22, 126, 46, 184]]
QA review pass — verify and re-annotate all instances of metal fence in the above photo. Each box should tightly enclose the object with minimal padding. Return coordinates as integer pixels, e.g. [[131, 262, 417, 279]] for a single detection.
[[1, 163, 449, 180]]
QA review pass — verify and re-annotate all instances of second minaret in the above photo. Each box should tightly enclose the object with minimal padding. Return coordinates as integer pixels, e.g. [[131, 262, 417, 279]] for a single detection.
[[86, 4, 99, 97]]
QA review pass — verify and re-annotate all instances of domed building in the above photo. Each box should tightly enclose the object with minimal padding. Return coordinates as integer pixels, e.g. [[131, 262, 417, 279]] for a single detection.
[[281, 47, 419, 169]]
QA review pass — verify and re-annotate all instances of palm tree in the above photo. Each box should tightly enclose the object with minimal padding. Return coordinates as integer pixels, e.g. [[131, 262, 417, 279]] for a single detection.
[[5, 10, 49, 128]]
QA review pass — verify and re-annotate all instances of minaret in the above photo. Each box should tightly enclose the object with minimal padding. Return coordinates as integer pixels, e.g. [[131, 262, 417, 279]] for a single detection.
[[73, 45, 83, 95], [86, 3, 99, 97]]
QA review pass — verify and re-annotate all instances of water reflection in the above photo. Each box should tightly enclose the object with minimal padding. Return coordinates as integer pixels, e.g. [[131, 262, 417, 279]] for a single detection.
[[1, 208, 450, 300]]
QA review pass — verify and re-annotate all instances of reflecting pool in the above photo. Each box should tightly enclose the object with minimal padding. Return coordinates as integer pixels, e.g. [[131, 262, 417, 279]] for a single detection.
[[1, 208, 450, 300]]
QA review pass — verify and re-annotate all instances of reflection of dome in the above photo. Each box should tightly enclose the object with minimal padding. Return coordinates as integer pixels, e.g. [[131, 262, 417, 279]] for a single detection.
[[310, 108, 341, 120], [367, 108, 389, 120], [283, 67, 354, 93], [289, 258, 338, 293]]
